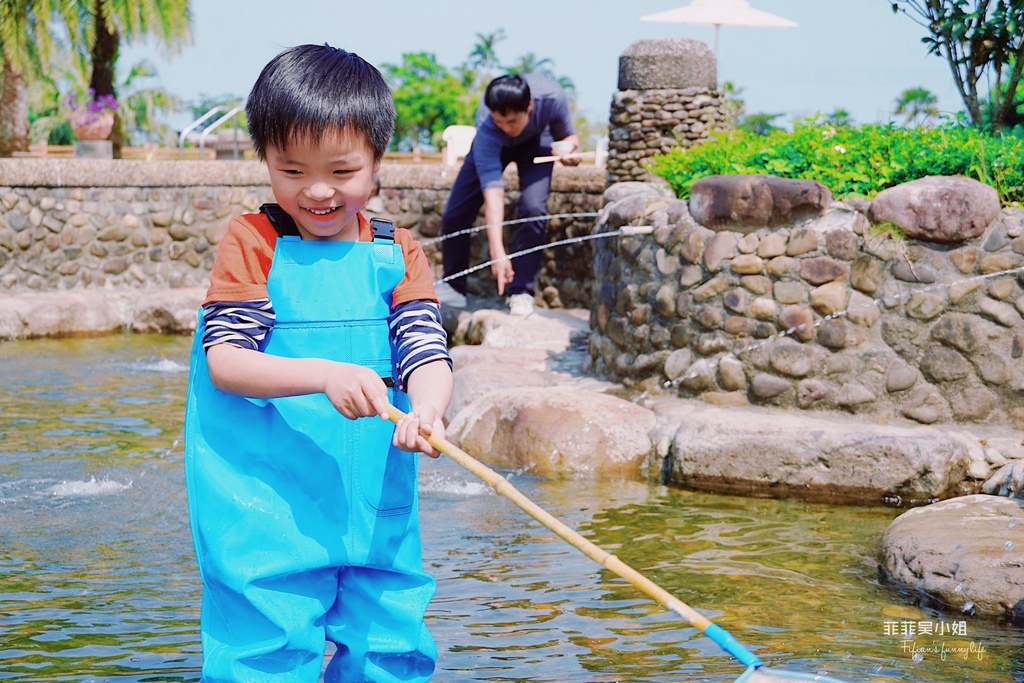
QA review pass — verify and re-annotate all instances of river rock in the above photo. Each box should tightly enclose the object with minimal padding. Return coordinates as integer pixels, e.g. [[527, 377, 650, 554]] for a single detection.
[[0, 288, 204, 339], [447, 346, 551, 420], [649, 400, 970, 503], [869, 176, 1001, 244], [448, 386, 657, 479], [688, 174, 832, 233], [878, 494, 1024, 622]]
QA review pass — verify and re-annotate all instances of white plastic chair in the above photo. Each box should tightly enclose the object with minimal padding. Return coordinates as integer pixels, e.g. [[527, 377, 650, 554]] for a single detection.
[[441, 125, 476, 166]]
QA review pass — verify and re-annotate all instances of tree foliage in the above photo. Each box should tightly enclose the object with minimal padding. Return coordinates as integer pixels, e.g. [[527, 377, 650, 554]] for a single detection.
[[382, 31, 591, 151], [891, 0, 1024, 131], [381, 52, 476, 151], [0, 0, 192, 155], [894, 86, 940, 126]]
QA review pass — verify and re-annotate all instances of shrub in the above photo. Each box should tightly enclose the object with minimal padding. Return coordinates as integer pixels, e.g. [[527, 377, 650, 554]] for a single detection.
[[648, 117, 1024, 204]]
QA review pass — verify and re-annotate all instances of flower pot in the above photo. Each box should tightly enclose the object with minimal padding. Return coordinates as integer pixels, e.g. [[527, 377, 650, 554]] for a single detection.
[[69, 110, 114, 141]]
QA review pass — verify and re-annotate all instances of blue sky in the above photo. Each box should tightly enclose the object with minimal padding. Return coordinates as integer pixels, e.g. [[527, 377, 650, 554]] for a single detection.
[[121, 0, 963, 132]]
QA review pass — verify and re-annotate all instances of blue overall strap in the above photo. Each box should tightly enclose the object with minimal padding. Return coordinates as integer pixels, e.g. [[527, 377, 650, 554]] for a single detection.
[[370, 216, 397, 265]]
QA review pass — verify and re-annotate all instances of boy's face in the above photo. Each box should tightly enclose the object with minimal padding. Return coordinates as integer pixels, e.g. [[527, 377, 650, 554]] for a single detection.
[[264, 129, 381, 241]]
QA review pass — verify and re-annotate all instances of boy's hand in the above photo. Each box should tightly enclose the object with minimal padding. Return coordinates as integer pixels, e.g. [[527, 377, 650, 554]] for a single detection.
[[392, 404, 446, 458], [322, 363, 390, 421]]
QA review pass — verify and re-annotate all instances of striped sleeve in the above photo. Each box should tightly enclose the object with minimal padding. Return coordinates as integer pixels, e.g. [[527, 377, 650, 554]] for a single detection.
[[389, 299, 452, 389], [202, 299, 276, 351]]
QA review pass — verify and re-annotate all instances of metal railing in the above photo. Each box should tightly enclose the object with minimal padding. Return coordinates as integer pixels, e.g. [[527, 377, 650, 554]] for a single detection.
[[178, 105, 246, 160]]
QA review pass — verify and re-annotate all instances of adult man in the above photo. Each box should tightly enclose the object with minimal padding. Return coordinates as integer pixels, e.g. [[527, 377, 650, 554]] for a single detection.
[[436, 73, 580, 316]]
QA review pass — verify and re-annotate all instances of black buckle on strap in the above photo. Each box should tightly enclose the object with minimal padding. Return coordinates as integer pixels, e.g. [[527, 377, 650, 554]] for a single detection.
[[260, 203, 301, 237], [370, 216, 396, 241]]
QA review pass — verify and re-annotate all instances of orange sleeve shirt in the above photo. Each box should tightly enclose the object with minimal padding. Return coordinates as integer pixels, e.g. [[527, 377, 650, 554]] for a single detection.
[[203, 212, 438, 307]]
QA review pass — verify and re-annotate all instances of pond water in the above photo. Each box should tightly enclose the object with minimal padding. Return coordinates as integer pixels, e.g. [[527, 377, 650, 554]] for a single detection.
[[1, 335, 1022, 682]]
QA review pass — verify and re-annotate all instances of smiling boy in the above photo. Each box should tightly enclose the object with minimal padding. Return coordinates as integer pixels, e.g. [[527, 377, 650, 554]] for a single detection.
[[184, 44, 451, 682]]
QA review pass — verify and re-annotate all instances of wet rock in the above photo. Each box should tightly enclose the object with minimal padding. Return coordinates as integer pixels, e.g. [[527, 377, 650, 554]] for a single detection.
[[984, 460, 1024, 498], [447, 346, 550, 421], [449, 387, 657, 479], [653, 401, 970, 502], [879, 494, 1024, 622]]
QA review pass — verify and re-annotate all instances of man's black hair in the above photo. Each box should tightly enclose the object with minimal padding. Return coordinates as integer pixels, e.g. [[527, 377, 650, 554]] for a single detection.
[[246, 44, 395, 160], [484, 74, 532, 115]]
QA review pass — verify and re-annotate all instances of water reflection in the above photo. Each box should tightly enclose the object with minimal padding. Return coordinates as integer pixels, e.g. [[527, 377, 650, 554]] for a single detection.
[[1, 335, 1022, 682]]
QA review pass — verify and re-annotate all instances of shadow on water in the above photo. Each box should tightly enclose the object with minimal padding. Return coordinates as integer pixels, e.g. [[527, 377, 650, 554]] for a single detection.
[[1, 335, 1022, 682]]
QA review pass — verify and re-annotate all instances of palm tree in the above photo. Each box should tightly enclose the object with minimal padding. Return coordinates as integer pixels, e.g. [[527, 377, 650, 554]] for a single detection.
[[0, 0, 79, 155], [67, 0, 192, 155], [467, 29, 505, 75], [894, 87, 939, 128]]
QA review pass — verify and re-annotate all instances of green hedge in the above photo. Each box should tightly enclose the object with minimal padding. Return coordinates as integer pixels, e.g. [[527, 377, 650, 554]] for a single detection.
[[648, 119, 1024, 205]]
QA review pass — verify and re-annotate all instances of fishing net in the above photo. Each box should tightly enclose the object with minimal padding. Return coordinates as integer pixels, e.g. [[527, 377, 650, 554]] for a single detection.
[[736, 666, 853, 682]]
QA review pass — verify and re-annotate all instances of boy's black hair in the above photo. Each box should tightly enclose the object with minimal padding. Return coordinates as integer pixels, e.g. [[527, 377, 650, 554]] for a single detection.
[[246, 44, 395, 161], [484, 74, 532, 115]]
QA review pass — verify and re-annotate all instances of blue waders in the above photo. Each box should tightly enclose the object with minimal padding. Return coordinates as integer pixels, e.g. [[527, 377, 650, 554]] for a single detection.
[[184, 218, 437, 683]]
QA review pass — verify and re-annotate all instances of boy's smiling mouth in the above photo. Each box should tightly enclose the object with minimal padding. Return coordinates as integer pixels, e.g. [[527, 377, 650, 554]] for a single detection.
[[306, 207, 339, 216]]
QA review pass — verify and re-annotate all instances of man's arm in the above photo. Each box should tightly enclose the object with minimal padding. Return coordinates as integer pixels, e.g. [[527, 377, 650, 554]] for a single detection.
[[484, 187, 514, 294]]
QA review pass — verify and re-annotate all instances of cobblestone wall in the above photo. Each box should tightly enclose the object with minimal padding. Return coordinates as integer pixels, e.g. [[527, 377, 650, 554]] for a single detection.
[[0, 160, 604, 306], [606, 88, 729, 185], [589, 182, 1024, 429], [607, 38, 730, 185]]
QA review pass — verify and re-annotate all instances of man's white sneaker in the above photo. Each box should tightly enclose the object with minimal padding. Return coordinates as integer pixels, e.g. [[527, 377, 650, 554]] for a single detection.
[[508, 293, 535, 317], [434, 281, 467, 308]]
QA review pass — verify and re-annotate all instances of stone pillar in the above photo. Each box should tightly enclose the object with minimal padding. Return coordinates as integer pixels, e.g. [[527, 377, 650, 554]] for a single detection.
[[607, 39, 729, 185]]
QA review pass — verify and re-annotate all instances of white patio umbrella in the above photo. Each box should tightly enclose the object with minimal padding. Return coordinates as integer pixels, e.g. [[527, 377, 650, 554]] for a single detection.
[[640, 0, 798, 59]]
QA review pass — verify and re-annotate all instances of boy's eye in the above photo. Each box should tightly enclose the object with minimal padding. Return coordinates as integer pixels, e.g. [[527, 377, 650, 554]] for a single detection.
[[333, 168, 354, 175]]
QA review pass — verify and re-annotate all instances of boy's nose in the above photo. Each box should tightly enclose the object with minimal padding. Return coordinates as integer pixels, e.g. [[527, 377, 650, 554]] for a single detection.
[[305, 181, 334, 200]]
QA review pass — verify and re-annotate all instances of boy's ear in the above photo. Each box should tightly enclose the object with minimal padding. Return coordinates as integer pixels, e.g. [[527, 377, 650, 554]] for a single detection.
[[373, 158, 381, 174]]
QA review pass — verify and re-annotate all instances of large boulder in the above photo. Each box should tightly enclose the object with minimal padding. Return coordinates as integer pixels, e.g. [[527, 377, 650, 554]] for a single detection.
[[649, 399, 971, 503], [879, 494, 1024, 622], [447, 387, 657, 480], [869, 176, 1001, 244], [0, 288, 204, 339], [688, 174, 832, 232], [447, 346, 551, 421]]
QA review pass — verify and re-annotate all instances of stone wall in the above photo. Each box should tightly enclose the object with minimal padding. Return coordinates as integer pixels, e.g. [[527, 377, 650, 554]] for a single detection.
[[0, 159, 604, 306], [607, 39, 730, 185], [588, 178, 1024, 429]]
